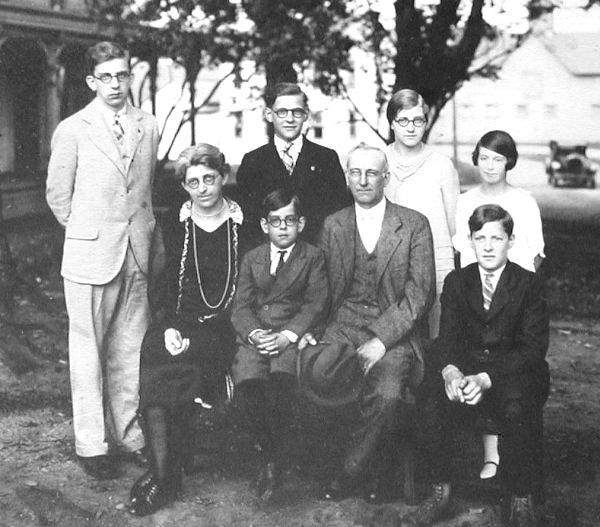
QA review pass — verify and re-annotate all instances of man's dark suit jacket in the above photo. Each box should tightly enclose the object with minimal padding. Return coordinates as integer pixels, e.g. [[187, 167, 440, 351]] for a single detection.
[[235, 138, 352, 247], [430, 261, 549, 398]]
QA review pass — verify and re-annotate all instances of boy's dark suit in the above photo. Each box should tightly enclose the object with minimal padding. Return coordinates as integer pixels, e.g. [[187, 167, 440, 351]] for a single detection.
[[422, 261, 549, 497], [231, 239, 328, 382], [236, 138, 352, 247], [230, 238, 328, 494]]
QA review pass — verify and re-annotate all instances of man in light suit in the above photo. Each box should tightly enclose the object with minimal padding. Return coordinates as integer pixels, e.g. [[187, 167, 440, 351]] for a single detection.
[[236, 82, 352, 248], [46, 41, 159, 479], [231, 189, 328, 501], [300, 143, 435, 502]]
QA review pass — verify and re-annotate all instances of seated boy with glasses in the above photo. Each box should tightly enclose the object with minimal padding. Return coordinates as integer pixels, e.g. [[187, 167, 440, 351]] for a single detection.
[[230, 188, 328, 501], [236, 82, 351, 249]]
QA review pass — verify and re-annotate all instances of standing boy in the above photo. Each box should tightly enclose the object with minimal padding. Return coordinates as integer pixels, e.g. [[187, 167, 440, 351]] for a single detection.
[[236, 82, 351, 247], [401, 204, 549, 527], [231, 189, 328, 501], [46, 41, 159, 479]]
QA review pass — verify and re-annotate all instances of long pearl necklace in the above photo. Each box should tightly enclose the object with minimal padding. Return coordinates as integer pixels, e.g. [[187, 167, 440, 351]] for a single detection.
[[192, 219, 232, 310]]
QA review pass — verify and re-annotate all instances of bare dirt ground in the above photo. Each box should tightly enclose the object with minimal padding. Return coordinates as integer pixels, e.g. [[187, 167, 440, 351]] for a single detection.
[[1, 217, 599, 527]]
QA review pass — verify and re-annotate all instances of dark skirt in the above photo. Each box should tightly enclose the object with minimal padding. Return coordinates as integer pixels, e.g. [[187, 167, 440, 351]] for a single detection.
[[139, 316, 235, 411]]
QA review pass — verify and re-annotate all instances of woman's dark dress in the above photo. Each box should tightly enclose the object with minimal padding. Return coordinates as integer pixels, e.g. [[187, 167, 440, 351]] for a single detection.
[[139, 217, 238, 410]]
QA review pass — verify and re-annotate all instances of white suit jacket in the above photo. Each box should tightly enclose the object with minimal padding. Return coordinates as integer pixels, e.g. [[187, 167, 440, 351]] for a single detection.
[[46, 99, 159, 285]]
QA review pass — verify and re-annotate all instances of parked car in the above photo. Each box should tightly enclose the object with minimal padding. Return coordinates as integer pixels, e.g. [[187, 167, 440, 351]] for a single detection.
[[545, 141, 597, 188]]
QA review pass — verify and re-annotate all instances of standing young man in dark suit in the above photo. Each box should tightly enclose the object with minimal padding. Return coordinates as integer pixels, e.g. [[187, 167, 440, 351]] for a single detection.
[[400, 204, 549, 527], [231, 189, 328, 501], [236, 82, 351, 247], [46, 41, 159, 479]]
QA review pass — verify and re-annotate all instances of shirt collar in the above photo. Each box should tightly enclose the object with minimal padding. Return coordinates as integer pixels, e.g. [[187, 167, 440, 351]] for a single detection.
[[96, 99, 127, 128], [355, 197, 386, 221], [477, 263, 507, 287], [274, 134, 303, 155], [270, 242, 295, 259], [179, 198, 244, 225]]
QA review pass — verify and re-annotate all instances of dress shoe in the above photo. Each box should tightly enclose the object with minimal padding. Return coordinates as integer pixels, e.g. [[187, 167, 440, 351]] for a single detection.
[[399, 482, 451, 527], [254, 461, 278, 502], [322, 472, 360, 501], [480, 460, 499, 480], [77, 455, 119, 480], [129, 471, 182, 517], [508, 494, 536, 527]]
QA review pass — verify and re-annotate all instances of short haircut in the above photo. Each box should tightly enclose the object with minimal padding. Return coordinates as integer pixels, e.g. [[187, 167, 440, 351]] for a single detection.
[[264, 82, 308, 108], [472, 130, 518, 171], [174, 143, 229, 182], [386, 88, 429, 125], [346, 142, 389, 173], [86, 41, 129, 75], [261, 188, 302, 218], [468, 204, 514, 237]]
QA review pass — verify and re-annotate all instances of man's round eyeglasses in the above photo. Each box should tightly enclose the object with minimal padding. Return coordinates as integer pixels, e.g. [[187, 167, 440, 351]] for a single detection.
[[185, 174, 218, 188], [272, 108, 308, 119], [93, 72, 132, 84], [266, 215, 299, 227], [348, 169, 382, 179], [394, 116, 427, 128]]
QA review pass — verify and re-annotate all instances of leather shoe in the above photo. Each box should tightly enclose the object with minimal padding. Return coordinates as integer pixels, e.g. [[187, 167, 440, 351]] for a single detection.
[[254, 461, 278, 502], [508, 494, 536, 527], [77, 455, 119, 480], [399, 482, 451, 526], [129, 471, 182, 516]]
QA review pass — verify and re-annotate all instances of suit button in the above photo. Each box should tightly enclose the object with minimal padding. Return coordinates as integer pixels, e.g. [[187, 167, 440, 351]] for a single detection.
[[263, 305, 269, 311], [483, 348, 490, 355]]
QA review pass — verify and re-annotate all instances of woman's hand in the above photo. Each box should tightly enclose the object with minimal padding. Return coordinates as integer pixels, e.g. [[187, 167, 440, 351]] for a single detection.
[[164, 328, 190, 356]]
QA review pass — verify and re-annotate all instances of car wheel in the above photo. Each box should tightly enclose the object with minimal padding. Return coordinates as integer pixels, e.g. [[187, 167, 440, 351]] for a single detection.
[[551, 174, 559, 187], [588, 178, 596, 189]]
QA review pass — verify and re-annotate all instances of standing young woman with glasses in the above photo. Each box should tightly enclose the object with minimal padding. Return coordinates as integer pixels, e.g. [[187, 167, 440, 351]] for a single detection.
[[128, 144, 243, 516], [384, 89, 460, 338]]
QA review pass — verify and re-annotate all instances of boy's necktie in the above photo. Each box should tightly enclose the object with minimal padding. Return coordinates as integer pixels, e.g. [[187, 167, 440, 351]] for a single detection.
[[112, 112, 125, 145], [282, 142, 294, 174], [483, 272, 494, 311], [274, 250, 286, 276]]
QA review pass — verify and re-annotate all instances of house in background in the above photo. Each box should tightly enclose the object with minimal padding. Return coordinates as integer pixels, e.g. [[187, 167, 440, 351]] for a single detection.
[[0, 0, 116, 219], [433, 11, 600, 150]]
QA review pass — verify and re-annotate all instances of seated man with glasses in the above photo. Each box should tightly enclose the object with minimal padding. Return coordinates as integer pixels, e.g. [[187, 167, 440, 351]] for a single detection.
[[231, 188, 328, 502], [236, 82, 352, 249], [298, 143, 435, 503]]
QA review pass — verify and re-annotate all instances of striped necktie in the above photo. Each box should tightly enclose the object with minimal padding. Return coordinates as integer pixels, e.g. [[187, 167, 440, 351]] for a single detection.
[[483, 272, 494, 311], [282, 142, 294, 174], [112, 112, 125, 145]]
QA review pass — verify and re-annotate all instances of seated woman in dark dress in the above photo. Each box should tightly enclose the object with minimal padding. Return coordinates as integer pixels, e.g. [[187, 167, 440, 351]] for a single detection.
[[129, 144, 243, 516]]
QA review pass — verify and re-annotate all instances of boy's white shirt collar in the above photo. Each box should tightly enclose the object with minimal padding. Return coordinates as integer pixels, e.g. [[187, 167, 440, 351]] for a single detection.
[[270, 242, 295, 264], [96, 99, 128, 130], [274, 134, 303, 162], [477, 263, 507, 290]]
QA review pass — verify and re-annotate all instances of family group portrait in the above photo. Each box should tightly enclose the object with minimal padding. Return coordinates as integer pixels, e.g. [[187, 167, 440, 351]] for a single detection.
[[1, 1, 599, 526]]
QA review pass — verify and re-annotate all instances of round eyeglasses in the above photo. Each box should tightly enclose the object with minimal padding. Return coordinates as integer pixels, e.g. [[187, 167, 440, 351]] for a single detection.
[[394, 116, 427, 128], [266, 215, 299, 227], [93, 72, 132, 84], [185, 174, 219, 188], [272, 108, 308, 119]]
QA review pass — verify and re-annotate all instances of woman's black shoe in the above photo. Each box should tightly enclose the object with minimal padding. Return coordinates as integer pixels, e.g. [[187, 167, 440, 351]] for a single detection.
[[129, 471, 182, 516], [129, 470, 154, 503]]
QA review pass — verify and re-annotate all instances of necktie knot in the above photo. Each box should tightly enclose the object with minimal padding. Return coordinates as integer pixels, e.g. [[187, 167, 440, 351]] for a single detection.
[[282, 142, 294, 174]]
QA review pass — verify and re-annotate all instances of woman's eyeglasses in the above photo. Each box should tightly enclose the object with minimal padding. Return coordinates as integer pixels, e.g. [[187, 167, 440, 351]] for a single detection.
[[394, 116, 427, 128], [185, 174, 219, 188]]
